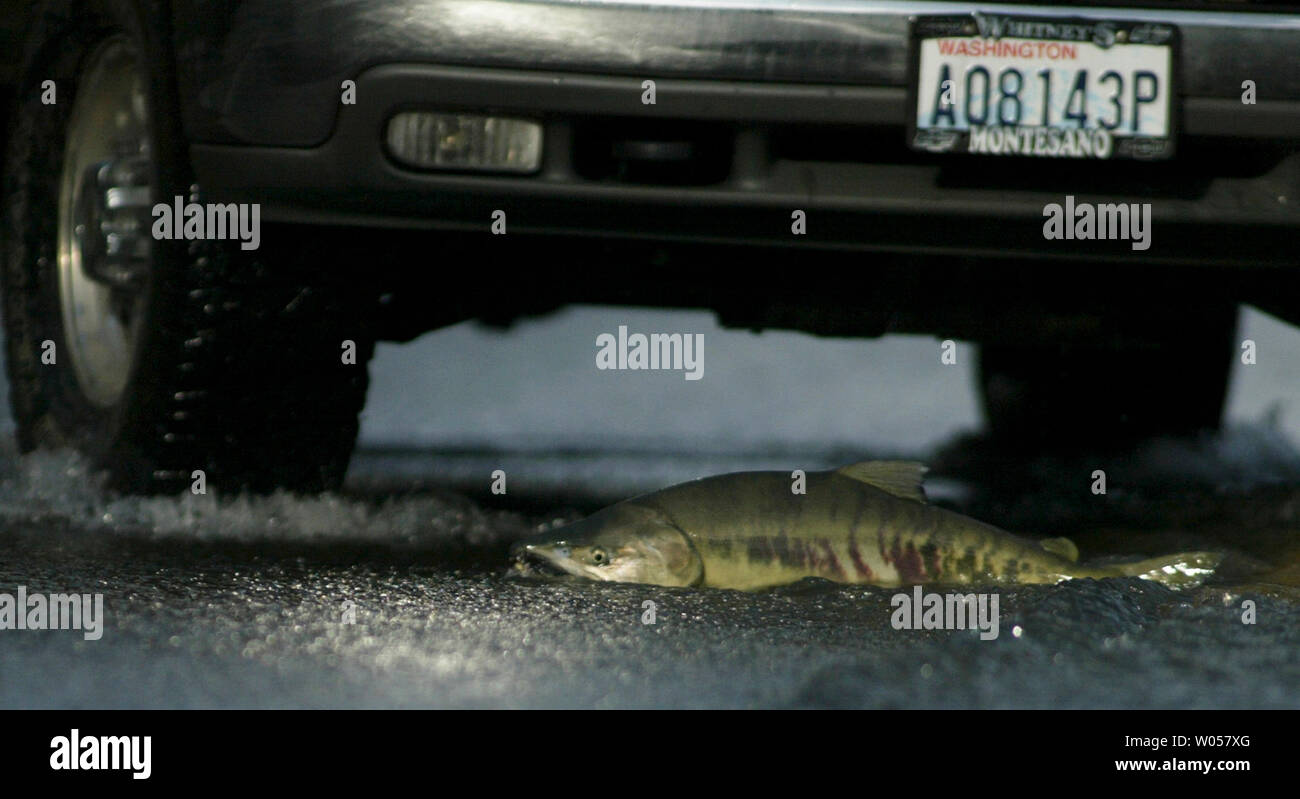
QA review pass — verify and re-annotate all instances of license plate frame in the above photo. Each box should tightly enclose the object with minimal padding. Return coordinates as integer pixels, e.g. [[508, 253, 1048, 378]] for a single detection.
[[906, 14, 1180, 161]]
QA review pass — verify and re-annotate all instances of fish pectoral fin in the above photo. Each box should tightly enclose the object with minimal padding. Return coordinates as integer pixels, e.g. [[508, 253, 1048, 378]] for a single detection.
[[1040, 536, 1079, 562], [835, 461, 928, 503]]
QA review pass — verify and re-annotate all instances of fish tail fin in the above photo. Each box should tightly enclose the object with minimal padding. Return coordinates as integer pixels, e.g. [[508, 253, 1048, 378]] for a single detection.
[[1101, 551, 1223, 590]]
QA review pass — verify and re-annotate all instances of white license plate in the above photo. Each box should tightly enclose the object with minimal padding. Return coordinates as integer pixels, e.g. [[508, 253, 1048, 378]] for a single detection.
[[908, 14, 1179, 160]]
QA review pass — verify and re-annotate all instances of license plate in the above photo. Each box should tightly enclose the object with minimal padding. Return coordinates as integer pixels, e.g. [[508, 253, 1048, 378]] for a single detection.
[[908, 14, 1178, 160]]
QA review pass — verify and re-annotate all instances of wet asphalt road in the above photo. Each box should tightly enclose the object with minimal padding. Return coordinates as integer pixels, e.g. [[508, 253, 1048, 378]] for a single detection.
[[2, 306, 1299, 708]]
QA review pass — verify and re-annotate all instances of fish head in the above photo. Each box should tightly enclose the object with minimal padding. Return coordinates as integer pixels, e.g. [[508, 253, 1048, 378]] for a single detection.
[[510, 503, 702, 587]]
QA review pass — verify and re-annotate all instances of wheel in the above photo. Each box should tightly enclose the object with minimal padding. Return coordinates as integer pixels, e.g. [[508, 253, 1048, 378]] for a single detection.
[[978, 305, 1238, 450], [2, 0, 375, 494]]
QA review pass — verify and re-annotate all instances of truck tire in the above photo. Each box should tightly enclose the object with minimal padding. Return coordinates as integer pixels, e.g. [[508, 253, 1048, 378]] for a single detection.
[[2, 0, 374, 494], [978, 305, 1238, 451]]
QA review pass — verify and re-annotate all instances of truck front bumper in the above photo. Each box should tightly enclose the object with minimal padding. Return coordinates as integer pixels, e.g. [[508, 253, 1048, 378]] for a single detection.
[[179, 0, 1300, 267]]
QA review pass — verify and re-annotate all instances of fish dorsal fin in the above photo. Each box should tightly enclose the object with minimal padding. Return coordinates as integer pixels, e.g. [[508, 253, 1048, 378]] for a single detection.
[[1040, 537, 1079, 562], [836, 461, 928, 503]]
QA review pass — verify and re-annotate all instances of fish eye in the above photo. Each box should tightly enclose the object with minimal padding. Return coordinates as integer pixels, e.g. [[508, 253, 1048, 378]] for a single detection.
[[591, 547, 609, 565]]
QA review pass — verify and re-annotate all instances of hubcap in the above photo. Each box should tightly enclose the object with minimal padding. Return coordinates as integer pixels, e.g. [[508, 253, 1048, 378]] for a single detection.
[[57, 37, 153, 408]]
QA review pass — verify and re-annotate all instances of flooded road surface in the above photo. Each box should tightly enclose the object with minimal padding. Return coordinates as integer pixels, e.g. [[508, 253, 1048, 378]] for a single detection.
[[2, 305, 1297, 707], [1, 428, 1298, 709]]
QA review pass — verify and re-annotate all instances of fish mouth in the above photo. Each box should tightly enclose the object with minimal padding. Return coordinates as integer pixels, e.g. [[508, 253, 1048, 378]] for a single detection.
[[509, 542, 576, 579]]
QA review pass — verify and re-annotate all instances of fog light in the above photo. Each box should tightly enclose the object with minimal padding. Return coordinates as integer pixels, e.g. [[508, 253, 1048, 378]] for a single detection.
[[386, 112, 542, 173]]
